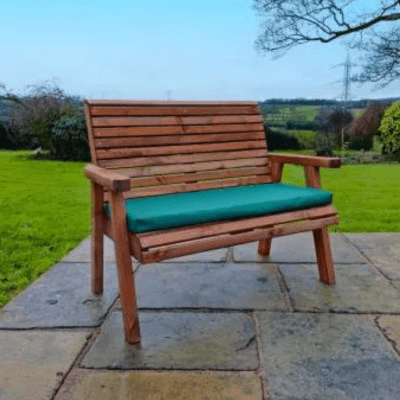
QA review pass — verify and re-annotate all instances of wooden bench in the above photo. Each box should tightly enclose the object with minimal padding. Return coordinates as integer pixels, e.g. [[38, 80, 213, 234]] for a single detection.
[[83, 100, 341, 344]]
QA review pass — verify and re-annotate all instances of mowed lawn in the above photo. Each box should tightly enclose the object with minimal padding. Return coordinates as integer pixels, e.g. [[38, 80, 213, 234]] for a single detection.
[[1, 150, 399, 307], [0, 151, 90, 307], [282, 163, 400, 232]]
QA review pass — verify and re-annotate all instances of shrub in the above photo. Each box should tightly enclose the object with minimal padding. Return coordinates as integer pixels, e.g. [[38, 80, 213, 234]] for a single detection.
[[264, 125, 300, 151], [379, 102, 400, 161], [286, 121, 318, 131], [50, 114, 90, 161], [314, 131, 336, 156], [286, 130, 316, 149], [6, 81, 80, 150], [347, 134, 374, 151], [348, 103, 387, 151]]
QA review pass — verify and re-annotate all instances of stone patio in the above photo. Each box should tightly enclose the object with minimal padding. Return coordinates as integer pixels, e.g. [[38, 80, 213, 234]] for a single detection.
[[1, 233, 400, 400]]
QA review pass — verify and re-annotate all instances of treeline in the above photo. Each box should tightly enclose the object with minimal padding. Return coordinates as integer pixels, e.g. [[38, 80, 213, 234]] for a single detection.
[[0, 82, 89, 161], [259, 97, 400, 108]]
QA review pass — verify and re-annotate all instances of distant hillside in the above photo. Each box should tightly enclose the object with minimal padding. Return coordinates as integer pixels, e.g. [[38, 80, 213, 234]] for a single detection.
[[258, 98, 400, 108]]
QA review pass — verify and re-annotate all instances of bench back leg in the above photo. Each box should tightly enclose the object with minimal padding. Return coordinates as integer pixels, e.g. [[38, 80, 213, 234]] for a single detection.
[[110, 192, 141, 344], [91, 182, 104, 295], [313, 227, 336, 285], [258, 238, 272, 256]]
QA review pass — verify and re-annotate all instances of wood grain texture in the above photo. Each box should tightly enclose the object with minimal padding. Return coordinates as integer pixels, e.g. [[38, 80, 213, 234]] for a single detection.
[[110, 191, 141, 344], [129, 166, 270, 187], [140, 216, 339, 263], [98, 149, 268, 169], [270, 162, 284, 183], [270, 153, 341, 168], [84, 99, 340, 344], [94, 131, 265, 148], [258, 238, 272, 256], [313, 227, 336, 285], [84, 164, 131, 192], [90, 105, 259, 116], [304, 166, 321, 188], [93, 123, 263, 137], [138, 205, 337, 248], [91, 182, 104, 294]]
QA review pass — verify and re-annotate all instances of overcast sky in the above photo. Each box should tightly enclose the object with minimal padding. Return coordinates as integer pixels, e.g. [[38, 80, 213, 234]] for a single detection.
[[2, 0, 399, 101]]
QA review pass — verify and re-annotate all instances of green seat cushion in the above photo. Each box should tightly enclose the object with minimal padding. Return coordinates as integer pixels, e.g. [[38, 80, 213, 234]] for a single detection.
[[104, 183, 333, 233]]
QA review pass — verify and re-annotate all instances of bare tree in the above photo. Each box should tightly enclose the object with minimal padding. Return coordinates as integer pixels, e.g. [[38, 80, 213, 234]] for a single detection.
[[254, 0, 400, 85], [354, 28, 400, 86]]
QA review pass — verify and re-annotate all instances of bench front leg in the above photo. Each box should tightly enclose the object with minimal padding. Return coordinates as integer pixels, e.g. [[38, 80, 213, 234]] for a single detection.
[[313, 227, 336, 285], [91, 182, 105, 294], [258, 160, 283, 254], [110, 191, 141, 344]]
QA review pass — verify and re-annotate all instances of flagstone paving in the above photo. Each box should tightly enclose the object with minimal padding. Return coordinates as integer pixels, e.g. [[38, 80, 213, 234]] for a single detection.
[[0, 262, 119, 328], [345, 233, 400, 280], [55, 370, 263, 400], [135, 262, 289, 311], [1, 233, 400, 400], [81, 311, 259, 370]]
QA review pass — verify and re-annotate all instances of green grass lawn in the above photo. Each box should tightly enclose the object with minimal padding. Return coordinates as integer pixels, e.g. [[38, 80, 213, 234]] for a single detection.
[[0, 151, 90, 307], [281, 163, 400, 232], [1, 150, 399, 308]]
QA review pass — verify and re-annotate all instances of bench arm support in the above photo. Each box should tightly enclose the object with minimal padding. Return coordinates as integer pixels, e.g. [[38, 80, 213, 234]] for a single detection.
[[269, 154, 341, 168], [269, 154, 341, 189], [84, 164, 131, 192]]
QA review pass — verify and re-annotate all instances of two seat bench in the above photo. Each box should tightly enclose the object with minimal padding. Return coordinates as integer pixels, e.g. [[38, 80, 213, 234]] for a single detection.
[[84, 100, 340, 344]]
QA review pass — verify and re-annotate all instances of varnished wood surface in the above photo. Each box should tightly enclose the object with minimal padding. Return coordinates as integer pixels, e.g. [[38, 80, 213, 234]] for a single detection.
[[84, 99, 341, 344], [85, 101, 268, 197]]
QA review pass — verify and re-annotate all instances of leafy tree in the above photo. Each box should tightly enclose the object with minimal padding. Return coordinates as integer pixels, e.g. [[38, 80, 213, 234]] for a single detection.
[[379, 101, 400, 159], [348, 103, 388, 150], [314, 108, 353, 153], [254, 0, 400, 86], [8, 81, 79, 149], [50, 114, 90, 161]]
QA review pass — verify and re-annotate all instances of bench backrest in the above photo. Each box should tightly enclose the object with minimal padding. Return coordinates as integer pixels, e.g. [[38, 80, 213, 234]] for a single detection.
[[84, 100, 271, 198]]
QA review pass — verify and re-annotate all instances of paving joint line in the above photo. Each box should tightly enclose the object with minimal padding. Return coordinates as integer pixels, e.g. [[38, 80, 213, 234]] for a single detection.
[[49, 329, 97, 400], [110, 307, 400, 315], [276, 264, 295, 312], [252, 311, 271, 400], [373, 315, 400, 362], [342, 234, 393, 282], [226, 247, 234, 262], [78, 365, 258, 372]]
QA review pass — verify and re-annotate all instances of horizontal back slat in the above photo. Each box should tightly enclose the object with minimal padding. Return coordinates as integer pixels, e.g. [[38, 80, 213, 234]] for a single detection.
[[93, 123, 263, 137], [117, 157, 268, 179], [94, 131, 265, 149], [92, 114, 263, 127], [129, 166, 270, 187], [96, 141, 266, 159], [90, 105, 259, 116], [98, 149, 268, 168], [85, 100, 269, 197]]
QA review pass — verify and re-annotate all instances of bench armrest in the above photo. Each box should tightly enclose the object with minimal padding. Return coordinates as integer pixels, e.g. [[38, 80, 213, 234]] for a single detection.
[[269, 154, 341, 168], [84, 164, 131, 192]]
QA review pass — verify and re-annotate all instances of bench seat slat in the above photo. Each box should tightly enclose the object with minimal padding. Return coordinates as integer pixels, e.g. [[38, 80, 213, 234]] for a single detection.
[[136, 205, 337, 248], [137, 216, 339, 263]]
